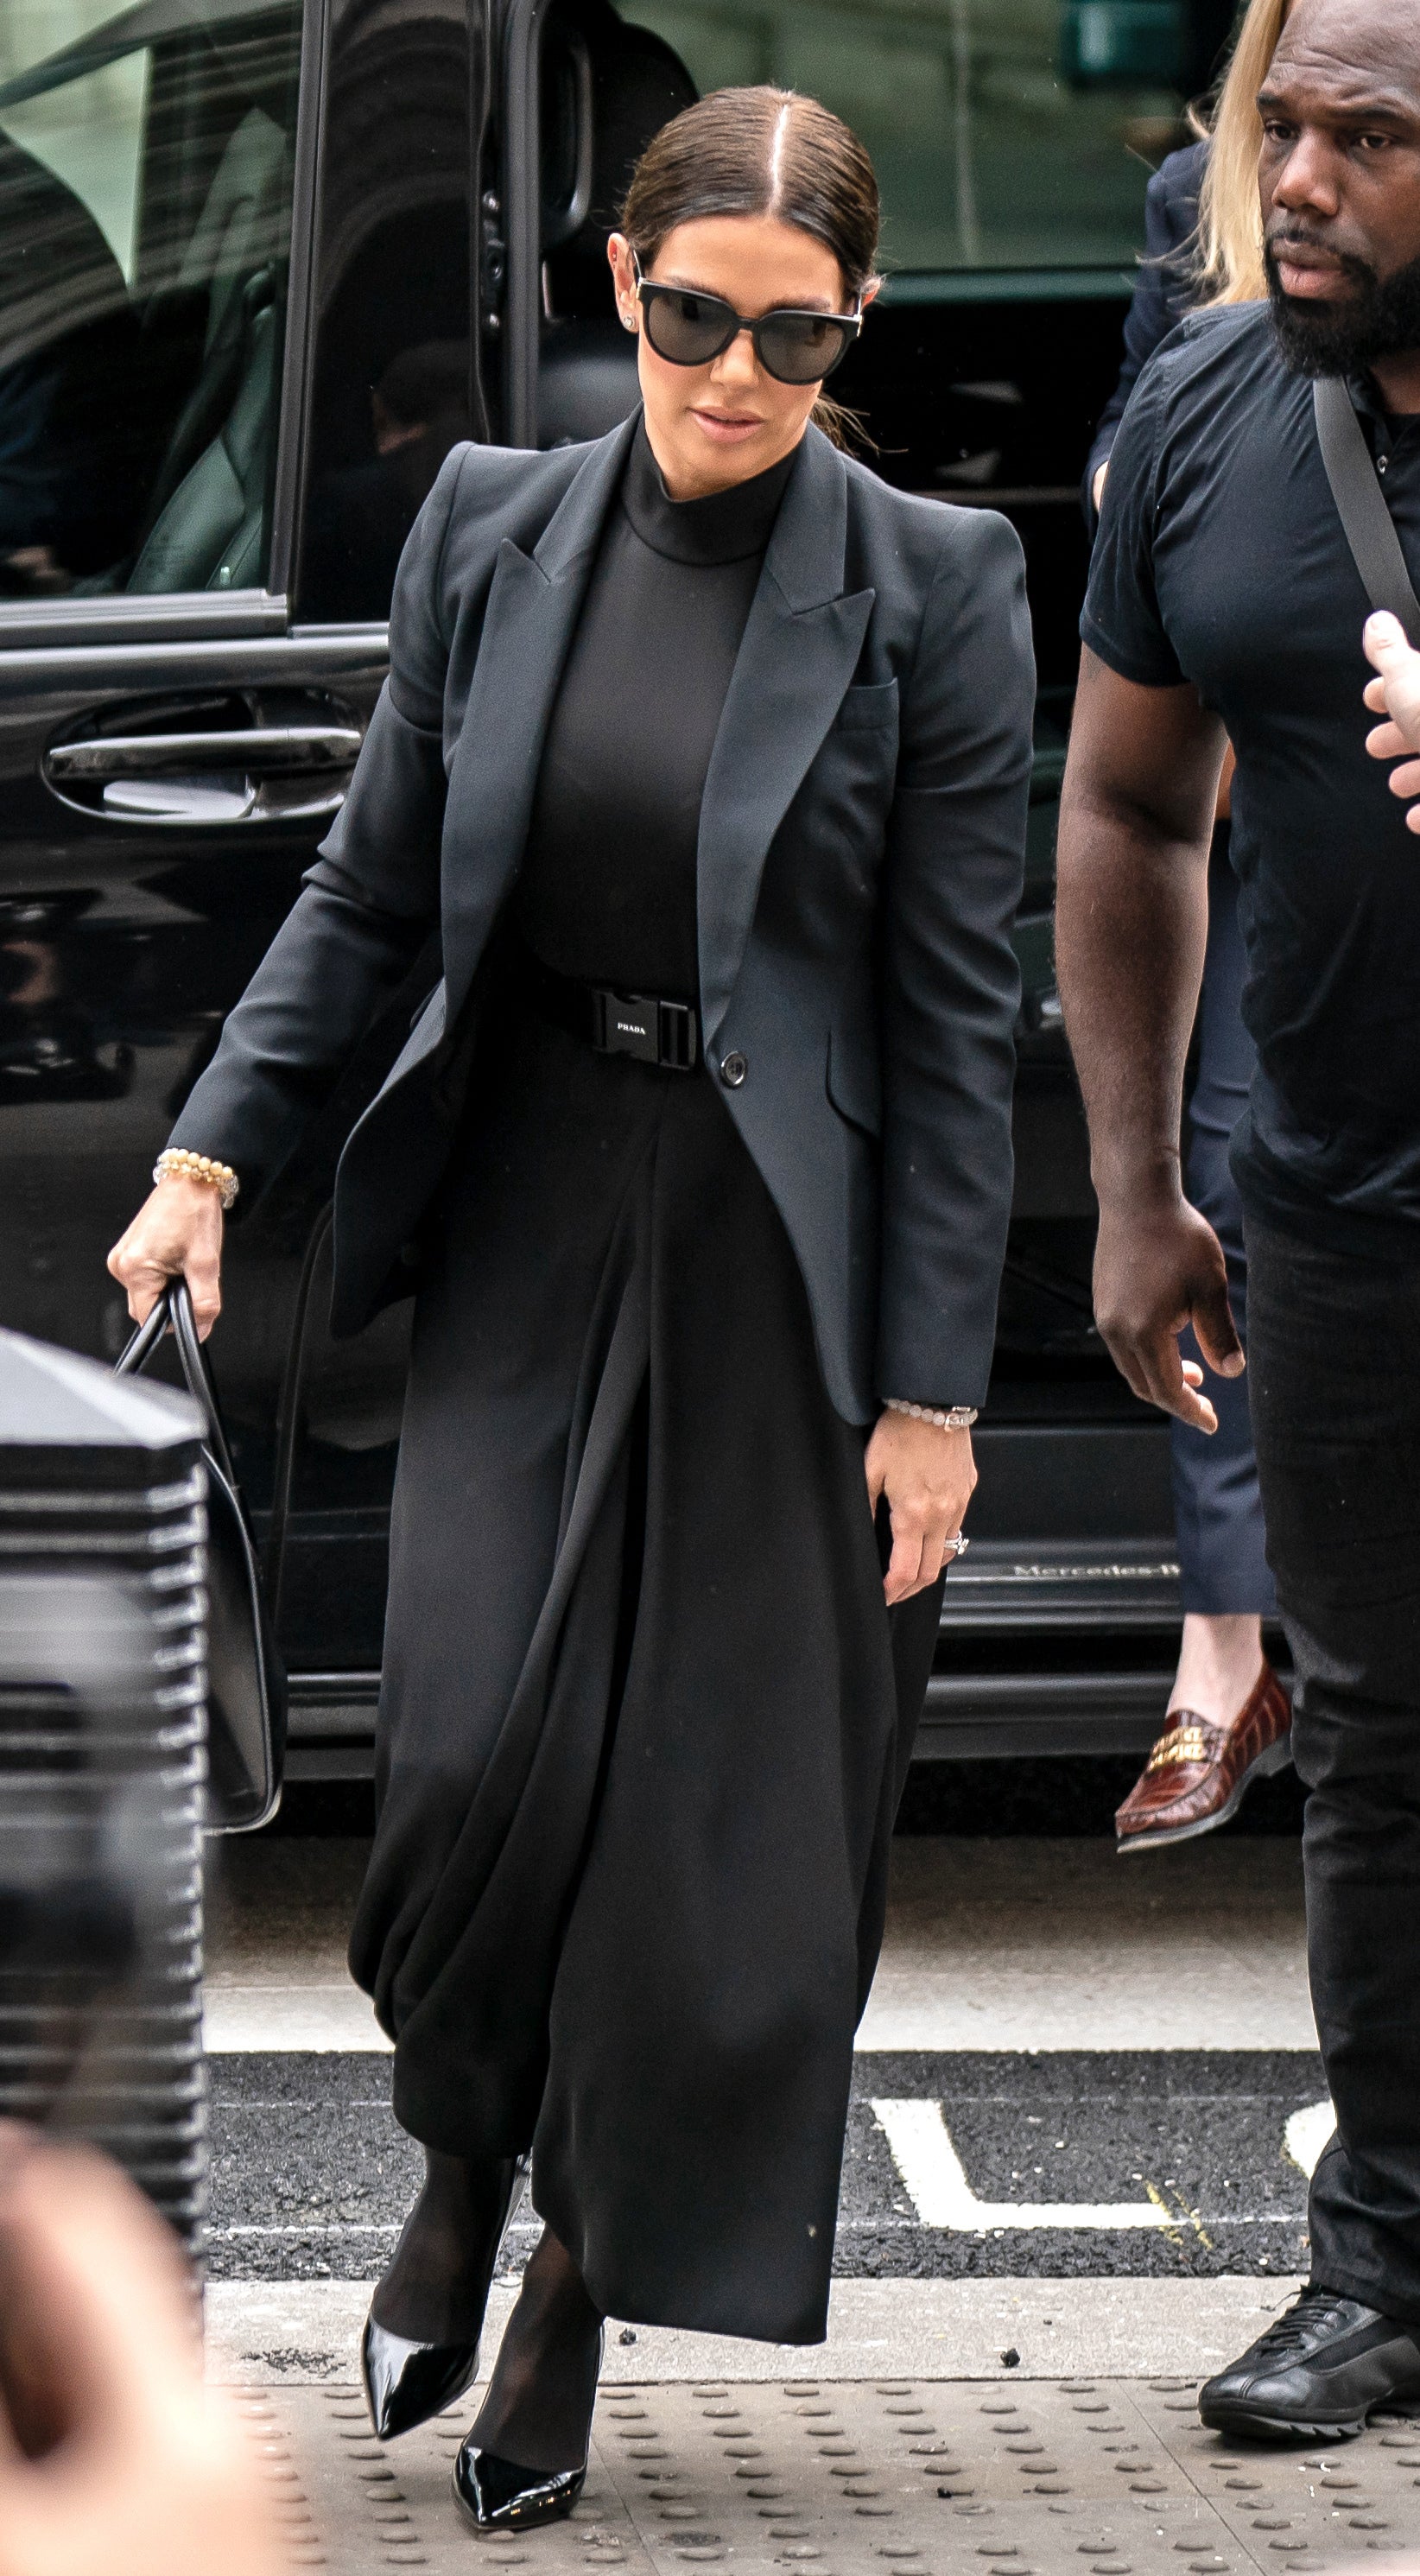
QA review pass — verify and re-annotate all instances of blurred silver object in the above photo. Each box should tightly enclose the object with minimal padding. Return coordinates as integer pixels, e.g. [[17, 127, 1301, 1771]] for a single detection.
[[0, 1330, 207, 2255]]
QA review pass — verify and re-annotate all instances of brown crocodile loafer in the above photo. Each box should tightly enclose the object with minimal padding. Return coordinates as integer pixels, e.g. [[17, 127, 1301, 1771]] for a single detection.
[[1115, 1661, 1291, 1854]]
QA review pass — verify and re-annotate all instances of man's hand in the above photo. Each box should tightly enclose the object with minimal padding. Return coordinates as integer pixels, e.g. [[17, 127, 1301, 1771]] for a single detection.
[[1363, 610, 1420, 831], [1093, 1188, 1244, 1432], [865, 1412, 976, 1604]]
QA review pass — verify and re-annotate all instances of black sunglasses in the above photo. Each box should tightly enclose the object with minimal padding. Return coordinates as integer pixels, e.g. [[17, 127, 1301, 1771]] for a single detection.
[[633, 259, 861, 386]]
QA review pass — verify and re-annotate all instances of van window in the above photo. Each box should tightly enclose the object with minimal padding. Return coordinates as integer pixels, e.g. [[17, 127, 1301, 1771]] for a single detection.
[[294, 0, 473, 625], [618, 0, 1208, 278], [0, 0, 301, 600]]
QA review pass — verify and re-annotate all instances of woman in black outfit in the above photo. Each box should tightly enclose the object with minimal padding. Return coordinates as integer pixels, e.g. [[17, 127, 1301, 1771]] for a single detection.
[[110, 88, 1033, 2535]]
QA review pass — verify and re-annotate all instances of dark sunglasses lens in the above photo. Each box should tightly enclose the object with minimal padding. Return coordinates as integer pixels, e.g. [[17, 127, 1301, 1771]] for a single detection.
[[644, 287, 735, 366], [757, 314, 853, 384]]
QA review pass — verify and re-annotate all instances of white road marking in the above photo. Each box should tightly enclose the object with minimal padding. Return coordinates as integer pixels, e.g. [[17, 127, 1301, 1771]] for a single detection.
[[1284, 2097, 1335, 2179], [872, 2097, 1171, 2231]]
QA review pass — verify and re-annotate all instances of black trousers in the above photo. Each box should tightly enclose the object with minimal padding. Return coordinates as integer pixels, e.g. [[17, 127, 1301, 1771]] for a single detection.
[[1246, 1215, 1420, 2324], [348, 1017, 941, 2345]]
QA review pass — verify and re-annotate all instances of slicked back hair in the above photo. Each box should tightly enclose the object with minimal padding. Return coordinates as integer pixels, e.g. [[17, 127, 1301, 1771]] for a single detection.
[[620, 86, 880, 306]]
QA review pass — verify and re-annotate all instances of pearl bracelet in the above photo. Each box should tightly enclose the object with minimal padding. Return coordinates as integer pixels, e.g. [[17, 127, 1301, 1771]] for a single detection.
[[884, 1398, 978, 1431], [154, 1148, 239, 1212]]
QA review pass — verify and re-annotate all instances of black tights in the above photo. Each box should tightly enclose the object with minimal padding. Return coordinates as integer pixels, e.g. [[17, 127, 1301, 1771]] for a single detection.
[[472, 2223, 604, 2472], [372, 2153, 602, 2469], [371, 2148, 522, 2345]]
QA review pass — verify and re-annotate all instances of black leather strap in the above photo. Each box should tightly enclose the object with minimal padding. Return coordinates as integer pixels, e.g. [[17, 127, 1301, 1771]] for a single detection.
[[117, 1278, 239, 1491], [1313, 376, 1420, 642]]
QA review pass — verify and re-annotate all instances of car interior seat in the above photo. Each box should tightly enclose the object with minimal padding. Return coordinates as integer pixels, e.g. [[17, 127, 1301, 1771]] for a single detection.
[[117, 103, 291, 589], [537, 0, 697, 447], [127, 279, 279, 592]]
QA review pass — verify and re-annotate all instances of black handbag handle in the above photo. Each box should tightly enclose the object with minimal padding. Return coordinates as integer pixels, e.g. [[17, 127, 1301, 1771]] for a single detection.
[[117, 1279, 240, 1495]]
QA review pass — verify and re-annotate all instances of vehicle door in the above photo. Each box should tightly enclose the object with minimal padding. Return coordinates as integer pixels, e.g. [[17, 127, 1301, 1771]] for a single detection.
[[0, 0, 479, 1764]]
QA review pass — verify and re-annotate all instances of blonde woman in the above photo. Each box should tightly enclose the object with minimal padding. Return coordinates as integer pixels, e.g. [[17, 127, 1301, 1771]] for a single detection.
[[1087, 0, 1295, 1856]]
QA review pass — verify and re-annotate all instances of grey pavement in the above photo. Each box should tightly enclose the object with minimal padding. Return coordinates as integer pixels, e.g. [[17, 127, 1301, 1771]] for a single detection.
[[223, 2365, 1420, 2576], [204, 1837, 1314, 2055]]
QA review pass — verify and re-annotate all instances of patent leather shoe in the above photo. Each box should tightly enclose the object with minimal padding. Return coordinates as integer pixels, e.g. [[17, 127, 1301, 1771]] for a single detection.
[[361, 2154, 525, 2439], [453, 2443, 586, 2529], [361, 2316, 482, 2443], [1199, 2282, 1420, 2440]]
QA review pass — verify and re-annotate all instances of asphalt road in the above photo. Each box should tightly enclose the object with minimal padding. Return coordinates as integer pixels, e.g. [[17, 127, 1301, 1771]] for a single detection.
[[207, 2046, 1322, 2286]]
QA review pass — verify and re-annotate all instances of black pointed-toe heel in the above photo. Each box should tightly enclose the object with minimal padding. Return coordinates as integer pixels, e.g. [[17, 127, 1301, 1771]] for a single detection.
[[361, 2155, 526, 2440], [452, 2444, 586, 2530], [362, 2315, 482, 2442]]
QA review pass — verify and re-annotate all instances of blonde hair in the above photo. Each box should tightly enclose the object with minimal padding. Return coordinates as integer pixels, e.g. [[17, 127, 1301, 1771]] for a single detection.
[[1192, 0, 1291, 304]]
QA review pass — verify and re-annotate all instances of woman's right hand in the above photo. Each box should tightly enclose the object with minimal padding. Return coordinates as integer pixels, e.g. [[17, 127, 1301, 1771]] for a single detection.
[[107, 1177, 225, 1340]]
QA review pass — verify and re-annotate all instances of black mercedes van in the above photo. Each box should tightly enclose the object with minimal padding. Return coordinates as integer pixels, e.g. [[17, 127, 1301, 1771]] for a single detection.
[[0, 0, 1236, 1776]]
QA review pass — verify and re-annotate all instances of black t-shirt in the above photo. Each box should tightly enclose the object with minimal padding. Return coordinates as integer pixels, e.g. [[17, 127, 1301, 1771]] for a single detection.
[[1082, 301, 1420, 1255], [516, 417, 795, 1001]]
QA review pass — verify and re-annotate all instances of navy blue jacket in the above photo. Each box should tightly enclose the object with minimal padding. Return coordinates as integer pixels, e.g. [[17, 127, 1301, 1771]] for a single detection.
[[1086, 139, 1208, 509]]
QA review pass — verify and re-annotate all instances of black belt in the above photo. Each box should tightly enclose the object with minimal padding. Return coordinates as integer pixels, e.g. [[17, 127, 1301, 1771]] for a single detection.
[[529, 964, 700, 1072]]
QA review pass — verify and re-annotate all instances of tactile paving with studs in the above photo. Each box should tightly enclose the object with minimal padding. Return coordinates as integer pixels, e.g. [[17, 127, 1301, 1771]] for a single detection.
[[232, 2376, 1420, 2575]]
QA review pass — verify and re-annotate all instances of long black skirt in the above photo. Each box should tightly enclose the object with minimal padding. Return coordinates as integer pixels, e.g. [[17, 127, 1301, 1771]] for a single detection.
[[348, 1018, 941, 2344]]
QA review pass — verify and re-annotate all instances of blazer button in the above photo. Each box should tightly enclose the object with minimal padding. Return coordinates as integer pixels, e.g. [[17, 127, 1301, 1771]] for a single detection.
[[720, 1050, 747, 1088]]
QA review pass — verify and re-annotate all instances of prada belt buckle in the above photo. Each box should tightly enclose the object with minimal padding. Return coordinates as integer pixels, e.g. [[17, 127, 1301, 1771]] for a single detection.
[[591, 990, 697, 1071]]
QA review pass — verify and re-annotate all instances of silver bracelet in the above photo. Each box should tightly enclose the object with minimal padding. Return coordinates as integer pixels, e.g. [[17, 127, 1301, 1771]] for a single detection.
[[884, 1398, 978, 1431]]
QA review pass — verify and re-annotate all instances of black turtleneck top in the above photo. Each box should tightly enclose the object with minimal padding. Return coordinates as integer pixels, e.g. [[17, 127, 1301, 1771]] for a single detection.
[[516, 419, 796, 1002]]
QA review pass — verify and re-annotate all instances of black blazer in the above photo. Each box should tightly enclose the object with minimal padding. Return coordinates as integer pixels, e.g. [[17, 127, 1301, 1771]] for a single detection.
[[172, 413, 1033, 1421]]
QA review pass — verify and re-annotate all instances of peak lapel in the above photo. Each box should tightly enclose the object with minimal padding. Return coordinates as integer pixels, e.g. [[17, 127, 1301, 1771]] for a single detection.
[[440, 414, 638, 1017], [696, 429, 873, 1048]]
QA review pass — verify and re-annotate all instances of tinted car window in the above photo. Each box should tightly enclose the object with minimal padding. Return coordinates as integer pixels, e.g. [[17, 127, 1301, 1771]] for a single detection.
[[294, 0, 473, 626], [618, 0, 1204, 273], [0, 0, 301, 600]]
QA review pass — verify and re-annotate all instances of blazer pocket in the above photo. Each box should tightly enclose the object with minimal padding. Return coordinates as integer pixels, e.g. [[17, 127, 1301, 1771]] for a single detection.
[[833, 676, 899, 733], [826, 1026, 882, 1139]]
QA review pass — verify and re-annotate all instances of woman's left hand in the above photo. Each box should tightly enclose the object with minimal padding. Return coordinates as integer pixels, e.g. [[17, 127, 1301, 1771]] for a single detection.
[[865, 1412, 977, 1605]]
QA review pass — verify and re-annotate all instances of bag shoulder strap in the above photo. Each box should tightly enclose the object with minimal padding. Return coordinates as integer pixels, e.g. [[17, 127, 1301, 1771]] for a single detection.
[[1313, 376, 1420, 642]]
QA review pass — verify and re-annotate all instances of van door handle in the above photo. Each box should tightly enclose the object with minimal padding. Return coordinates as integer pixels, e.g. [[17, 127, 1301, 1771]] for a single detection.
[[44, 719, 365, 824], [47, 726, 364, 782]]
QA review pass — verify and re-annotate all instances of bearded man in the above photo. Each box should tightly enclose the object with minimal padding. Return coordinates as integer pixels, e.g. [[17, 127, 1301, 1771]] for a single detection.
[[1056, 0, 1420, 2438]]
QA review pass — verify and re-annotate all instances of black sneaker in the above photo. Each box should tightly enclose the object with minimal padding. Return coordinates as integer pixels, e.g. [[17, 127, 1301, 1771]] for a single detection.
[[1200, 2283, 1420, 2441]]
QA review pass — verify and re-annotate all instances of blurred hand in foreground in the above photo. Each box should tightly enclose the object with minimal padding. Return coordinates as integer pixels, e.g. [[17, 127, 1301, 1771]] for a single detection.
[[0, 2131, 283, 2576], [1363, 609, 1420, 831]]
